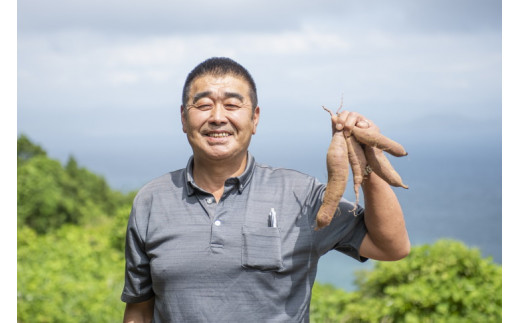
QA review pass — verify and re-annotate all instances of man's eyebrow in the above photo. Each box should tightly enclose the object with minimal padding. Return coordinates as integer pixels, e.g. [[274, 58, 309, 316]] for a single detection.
[[192, 91, 244, 103], [192, 91, 212, 103], [224, 92, 244, 102]]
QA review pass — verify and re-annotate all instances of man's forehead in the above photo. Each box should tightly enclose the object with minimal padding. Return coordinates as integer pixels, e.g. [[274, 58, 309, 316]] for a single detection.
[[189, 74, 250, 97], [192, 73, 247, 85]]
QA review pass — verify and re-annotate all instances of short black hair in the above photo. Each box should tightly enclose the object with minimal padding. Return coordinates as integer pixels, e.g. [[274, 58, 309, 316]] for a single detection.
[[181, 57, 258, 109]]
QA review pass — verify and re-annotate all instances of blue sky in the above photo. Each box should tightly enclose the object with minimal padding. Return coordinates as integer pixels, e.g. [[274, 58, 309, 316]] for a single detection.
[[15, 0, 504, 191]]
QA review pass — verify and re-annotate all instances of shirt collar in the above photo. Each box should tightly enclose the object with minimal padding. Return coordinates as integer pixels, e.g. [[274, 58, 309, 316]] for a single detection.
[[185, 153, 255, 196]]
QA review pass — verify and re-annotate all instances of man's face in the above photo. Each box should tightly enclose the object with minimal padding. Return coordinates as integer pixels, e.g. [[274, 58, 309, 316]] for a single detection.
[[181, 74, 260, 163]]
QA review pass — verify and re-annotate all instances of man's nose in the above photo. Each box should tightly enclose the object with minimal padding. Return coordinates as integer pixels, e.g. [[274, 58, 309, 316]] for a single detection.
[[208, 104, 227, 124]]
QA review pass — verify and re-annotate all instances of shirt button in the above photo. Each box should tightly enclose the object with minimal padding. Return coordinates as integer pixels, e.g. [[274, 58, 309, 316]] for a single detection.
[[206, 197, 214, 204], [214, 220, 222, 226]]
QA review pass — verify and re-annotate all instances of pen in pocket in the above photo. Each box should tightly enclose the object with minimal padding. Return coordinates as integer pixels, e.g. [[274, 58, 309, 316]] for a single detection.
[[268, 208, 277, 228]]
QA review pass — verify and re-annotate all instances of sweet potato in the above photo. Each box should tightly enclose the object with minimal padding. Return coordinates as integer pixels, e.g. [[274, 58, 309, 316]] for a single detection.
[[316, 107, 350, 230], [346, 135, 367, 207], [352, 127, 407, 157], [364, 145, 408, 189]]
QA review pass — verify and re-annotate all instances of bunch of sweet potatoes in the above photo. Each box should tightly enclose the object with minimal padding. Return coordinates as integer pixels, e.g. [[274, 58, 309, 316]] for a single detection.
[[315, 105, 408, 229]]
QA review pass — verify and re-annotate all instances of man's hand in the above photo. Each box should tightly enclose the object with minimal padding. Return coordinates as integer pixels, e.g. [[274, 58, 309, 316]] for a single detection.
[[123, 298, 154, 323], [332, 110, 373, 136]]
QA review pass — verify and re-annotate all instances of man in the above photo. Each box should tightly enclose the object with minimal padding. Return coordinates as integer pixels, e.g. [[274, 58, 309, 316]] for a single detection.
[[121, 57, 410, 322]]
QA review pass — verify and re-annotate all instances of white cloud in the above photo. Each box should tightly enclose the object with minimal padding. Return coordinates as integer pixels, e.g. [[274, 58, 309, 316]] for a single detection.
[[18, 26, 352, 91], [234, 27, 350, 55], [17, 23, 501, 128]]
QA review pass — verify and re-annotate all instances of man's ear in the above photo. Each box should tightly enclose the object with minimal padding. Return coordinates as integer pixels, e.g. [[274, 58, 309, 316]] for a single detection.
[[181, 105, 187, 133], [252, 106, 260, 134]]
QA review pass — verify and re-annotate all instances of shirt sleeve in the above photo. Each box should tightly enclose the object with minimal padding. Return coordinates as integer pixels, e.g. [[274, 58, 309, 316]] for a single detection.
[[121, 194, 155, 303], [308, 179, 368, 262]]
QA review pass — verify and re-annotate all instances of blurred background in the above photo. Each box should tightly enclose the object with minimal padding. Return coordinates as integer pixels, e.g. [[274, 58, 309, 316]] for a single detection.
[[13, 0, 511, 321]]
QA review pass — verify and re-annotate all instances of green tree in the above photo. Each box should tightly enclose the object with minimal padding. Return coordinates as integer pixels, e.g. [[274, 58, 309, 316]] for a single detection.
[[17, 135, 135, 233], [17, 222, 126, 323], [310, 240, 502, 322], [17, 155, 74, 233], [17, 133, 47, 164], [110, 203, 134, 252], [16, 135, 136, 321], [62, 155, 120, 223], [310, 282, 359, 323]]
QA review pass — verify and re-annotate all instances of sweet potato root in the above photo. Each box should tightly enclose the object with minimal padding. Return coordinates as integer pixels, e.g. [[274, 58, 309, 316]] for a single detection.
[[364, 145, 408, 189], [346, 135, 367, 207], [316, 107, 349, 230], [351, 127, 407, 157]]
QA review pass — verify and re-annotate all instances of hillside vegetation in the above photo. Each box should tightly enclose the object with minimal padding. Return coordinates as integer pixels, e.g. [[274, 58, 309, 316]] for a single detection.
[[17, 135, 501, 322]]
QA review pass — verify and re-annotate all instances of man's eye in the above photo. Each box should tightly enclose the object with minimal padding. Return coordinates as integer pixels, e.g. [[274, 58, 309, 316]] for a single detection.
[[225, 104, 241, 110], [196, 104, 213, 111]]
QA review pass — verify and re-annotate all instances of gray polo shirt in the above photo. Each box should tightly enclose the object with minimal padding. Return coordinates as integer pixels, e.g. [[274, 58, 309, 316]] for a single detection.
[[122, 153, 367, 322]]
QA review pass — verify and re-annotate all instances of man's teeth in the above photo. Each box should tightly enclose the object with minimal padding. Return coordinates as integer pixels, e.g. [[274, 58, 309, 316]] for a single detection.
[[208, 133, 230, 137]]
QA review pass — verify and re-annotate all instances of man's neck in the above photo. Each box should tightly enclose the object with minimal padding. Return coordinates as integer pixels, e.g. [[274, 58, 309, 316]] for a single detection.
[[192, 153, 248, 202]]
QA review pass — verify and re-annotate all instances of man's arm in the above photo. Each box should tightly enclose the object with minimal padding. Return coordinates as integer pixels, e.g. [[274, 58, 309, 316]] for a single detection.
[[123, 297, 154, 323], [334, 110, 410, 261], [358, 171, 410, 260]]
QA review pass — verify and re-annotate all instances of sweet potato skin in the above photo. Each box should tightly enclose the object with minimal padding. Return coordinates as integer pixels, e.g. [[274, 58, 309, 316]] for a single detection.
[[352, 127, 407, 157], [364, 145, 408, 189], [316, 129, 350, 229], [346, 135, 366, 207]]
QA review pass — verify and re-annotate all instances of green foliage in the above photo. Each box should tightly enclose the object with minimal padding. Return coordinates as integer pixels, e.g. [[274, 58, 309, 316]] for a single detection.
[[17, 155, 73, 232], [17, 134, 134, 233], [110, 203, 134, 252], [310, 240, 502, 322], [17, 223, 126, 323], [17, 135, 136, 322], [17, 133, 47, 164], [310, 282, 358, 323]]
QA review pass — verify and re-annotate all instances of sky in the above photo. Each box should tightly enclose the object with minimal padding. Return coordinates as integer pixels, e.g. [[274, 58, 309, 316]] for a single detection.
[[15, 0, 504, 190], [7, 0, 520, 319]]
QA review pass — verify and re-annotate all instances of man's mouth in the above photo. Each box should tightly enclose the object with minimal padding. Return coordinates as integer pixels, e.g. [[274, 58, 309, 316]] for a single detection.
[[206, 132, 231, 138]]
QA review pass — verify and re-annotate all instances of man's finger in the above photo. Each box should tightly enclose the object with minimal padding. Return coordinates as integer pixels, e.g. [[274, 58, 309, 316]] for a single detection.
[[356, 119, 371, 129]]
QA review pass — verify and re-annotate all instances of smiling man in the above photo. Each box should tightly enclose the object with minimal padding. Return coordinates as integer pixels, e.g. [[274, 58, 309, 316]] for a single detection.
[[121, 57, 410, 322]]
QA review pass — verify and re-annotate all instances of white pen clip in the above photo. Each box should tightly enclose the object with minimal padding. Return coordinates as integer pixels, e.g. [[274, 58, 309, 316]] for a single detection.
[[268, 208, 277, 228]]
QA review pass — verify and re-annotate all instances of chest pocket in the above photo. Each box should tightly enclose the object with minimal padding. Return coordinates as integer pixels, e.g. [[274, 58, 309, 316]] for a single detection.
[[241, 225, 284, 271]]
